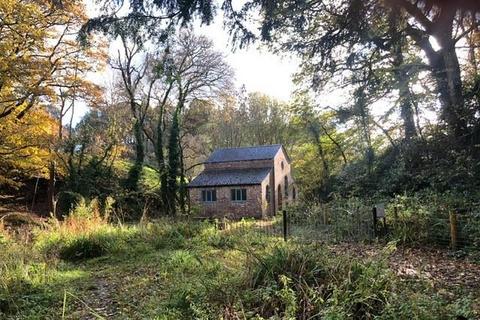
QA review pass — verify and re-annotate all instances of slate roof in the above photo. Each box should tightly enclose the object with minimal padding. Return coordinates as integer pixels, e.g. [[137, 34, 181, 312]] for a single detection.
[[205, 144, 283, 163], [188, 168, 271, 187]]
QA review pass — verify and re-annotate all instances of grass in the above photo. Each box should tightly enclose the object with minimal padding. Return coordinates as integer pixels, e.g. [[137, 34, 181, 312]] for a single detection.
[[0, 206, 478, 319]]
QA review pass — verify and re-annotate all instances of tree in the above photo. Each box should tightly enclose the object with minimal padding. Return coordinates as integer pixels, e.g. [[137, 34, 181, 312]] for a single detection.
[[158, 31, 234, 215], [223, 0, 480, 142], [59, 109, 124, 205], [110, 30, 233, 215], [80, 0, 215, 43], [0, 0, 106, 214], [166, 109, 180, 214], [111, 34, 157, 191], [0, 0, 94, 120], [0, 109, 56, 188]]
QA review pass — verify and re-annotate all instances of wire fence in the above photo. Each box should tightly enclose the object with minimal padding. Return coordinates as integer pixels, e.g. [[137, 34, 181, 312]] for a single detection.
[[211, 202, 480, 250], [198, 216, 285, 240], [388, 208, 480, 249], [286, 201, 376, 243]]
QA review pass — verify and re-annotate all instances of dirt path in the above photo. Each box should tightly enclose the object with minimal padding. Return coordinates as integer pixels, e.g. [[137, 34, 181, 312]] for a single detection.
[[70, 276, 119, 320]]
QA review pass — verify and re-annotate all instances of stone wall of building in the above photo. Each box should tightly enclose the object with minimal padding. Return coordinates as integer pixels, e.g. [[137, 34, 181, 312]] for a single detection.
[[189, 146, 295, 219], [272, 148, 294, 213], [189, 184, 265, 219], [260, 174, 273, 216]]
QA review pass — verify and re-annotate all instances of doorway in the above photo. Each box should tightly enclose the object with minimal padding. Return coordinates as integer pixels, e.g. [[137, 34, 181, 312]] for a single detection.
[[277, 185, 282, 211]]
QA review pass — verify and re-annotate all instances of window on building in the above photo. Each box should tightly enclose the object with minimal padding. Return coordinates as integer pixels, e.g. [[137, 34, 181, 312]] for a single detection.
[[281, 161, 284, 170], [231, 188, 247, 201], [201, 189, 217, 202], [266, 185, 270, 202], [284, 176, 289, 197]]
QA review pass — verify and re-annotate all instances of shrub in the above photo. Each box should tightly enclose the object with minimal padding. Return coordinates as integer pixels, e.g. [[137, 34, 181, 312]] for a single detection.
[[58, 235, 107, 261], [243, 244, 329, 318], [323, 256, 395, 318], [207, 232, 235, 249], [145, 220, 205, 250], [35, 198, 117, 260], [56, 191, 84, 216]]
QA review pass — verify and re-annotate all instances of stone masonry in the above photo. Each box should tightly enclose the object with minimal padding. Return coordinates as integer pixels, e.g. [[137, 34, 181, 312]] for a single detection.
[[188, 145, 295, 219]]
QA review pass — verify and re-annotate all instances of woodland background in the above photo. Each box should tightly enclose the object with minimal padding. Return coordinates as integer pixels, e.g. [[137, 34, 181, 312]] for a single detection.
[[1, 1, 480, 318], [1, 0, 479, 220]]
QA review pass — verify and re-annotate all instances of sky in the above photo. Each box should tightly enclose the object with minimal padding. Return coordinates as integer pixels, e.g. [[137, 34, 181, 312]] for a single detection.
[[194, 17, 299, 102], [70, 3, 300, 124], [71, 1, 453, 127]]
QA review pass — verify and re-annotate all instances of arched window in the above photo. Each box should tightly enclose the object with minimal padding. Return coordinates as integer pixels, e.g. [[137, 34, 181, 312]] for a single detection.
[[266, 185, 270, 202], [281, 161, 284, 170], [284, 176, 288, 197]]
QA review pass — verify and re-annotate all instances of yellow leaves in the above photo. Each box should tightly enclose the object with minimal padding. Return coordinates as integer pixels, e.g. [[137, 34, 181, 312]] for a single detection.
[[0, 108, 56, 187], [0, 0, 102, 118], [0, 0, 107, 187]]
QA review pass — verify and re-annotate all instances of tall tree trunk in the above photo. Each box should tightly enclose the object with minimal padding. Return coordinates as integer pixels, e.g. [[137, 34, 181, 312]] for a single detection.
[[389, 7, 417, 140], [431, 5, 467, 140], [156, 107, 169, 215], [437, 40, 467, 139], [403, 3, 468, 141], [47, 161, 56, 216], [126, 119, 145, 191], [466, 27, 479, 77], [355, 87, 374, 173], [179, 142, 187, 215], [167, 107, 181, 215]]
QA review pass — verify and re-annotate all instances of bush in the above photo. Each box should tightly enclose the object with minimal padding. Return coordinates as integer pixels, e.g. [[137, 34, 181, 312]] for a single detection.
[[58, 235, 107, 261], [35, 198, 122, 260], [145, 220, 206, 250], [207, 232, 235, 249], [243, 244, 329, 318]]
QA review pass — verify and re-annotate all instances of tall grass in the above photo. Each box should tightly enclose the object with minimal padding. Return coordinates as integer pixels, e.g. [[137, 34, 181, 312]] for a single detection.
[[1, 199, 477, 319], [241, 243, 476, 319], [0, 224, 62, 316]]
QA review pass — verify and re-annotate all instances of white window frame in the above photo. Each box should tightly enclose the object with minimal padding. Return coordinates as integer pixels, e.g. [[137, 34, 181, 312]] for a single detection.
[[201, 189, 217, 202]]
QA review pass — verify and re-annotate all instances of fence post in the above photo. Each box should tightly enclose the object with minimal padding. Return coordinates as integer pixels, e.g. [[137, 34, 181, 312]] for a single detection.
[[372, 207, 378, 238], [283, 210, 288, 242], [449, 211, 457, 249]]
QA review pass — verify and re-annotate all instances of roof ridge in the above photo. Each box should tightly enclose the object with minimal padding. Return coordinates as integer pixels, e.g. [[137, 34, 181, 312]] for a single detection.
[[213, 144, 282, 151], [205, 167, 271, 173], [205, 144, 284, 163]]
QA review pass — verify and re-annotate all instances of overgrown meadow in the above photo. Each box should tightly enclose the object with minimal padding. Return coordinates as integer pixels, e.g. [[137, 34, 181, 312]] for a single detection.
[[1, 201, 477, 319]]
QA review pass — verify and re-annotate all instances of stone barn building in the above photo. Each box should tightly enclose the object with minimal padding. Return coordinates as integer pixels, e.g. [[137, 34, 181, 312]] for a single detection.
[[187, 144, 295, 219]]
